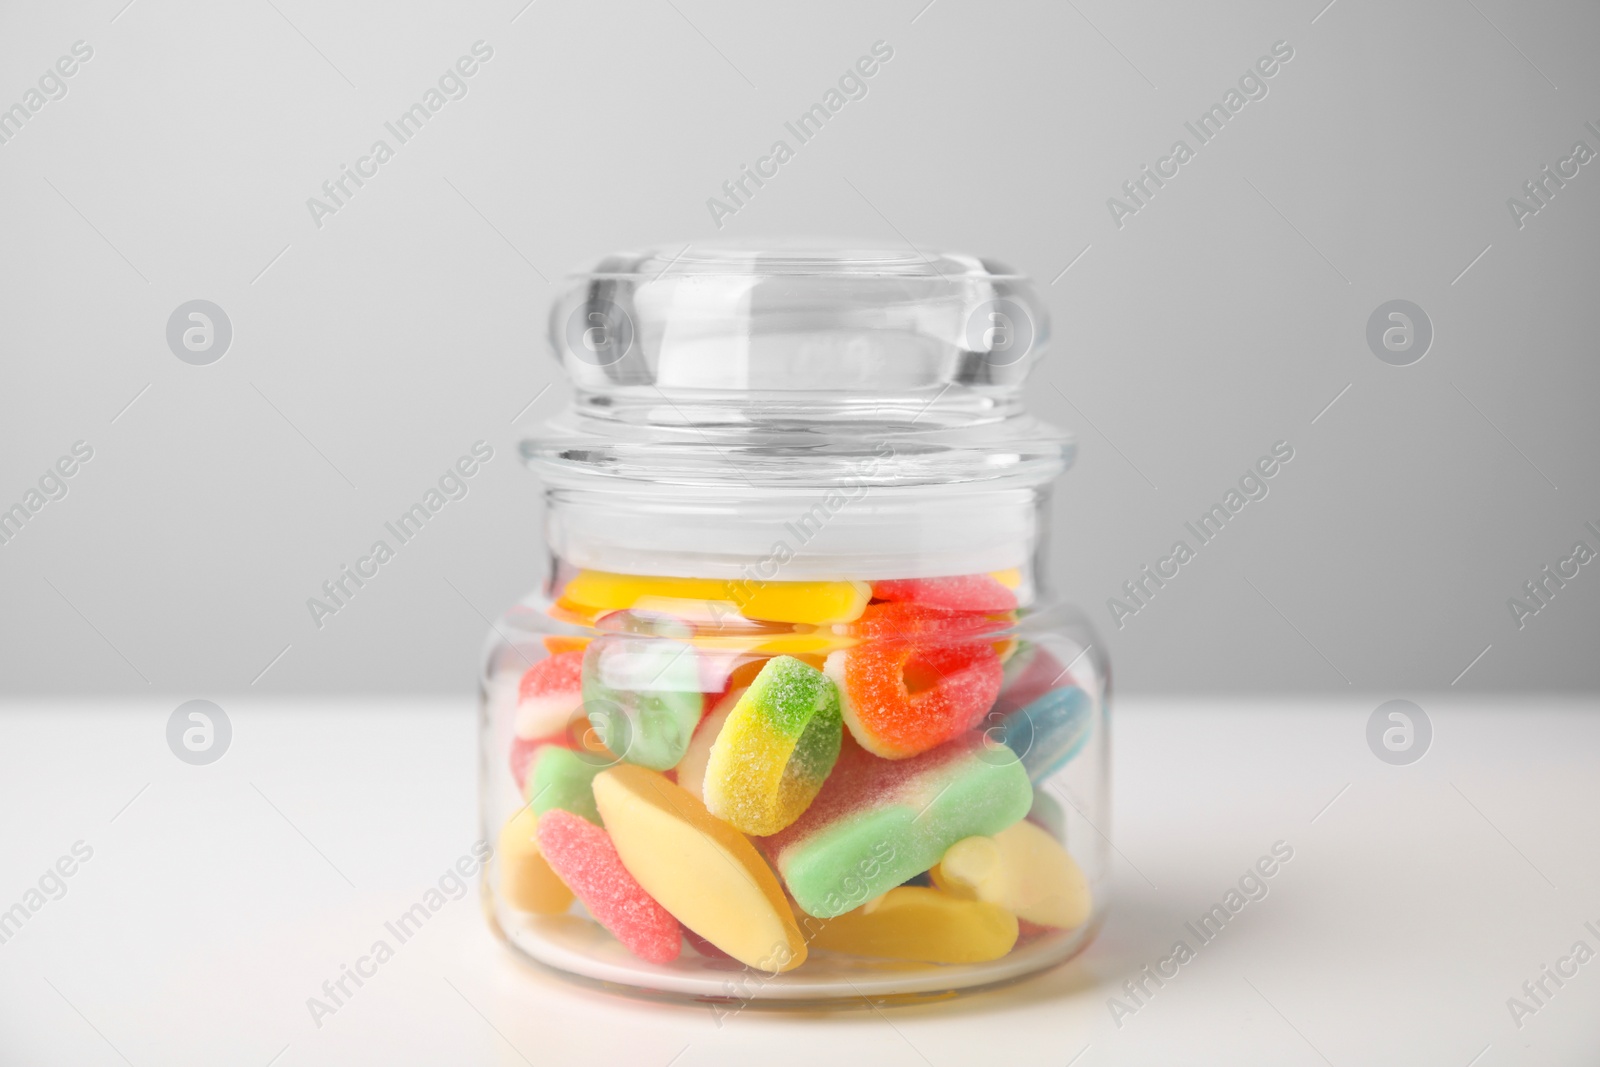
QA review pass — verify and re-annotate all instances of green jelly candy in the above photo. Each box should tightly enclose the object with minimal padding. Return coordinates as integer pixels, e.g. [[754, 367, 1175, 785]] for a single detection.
[[527, 745, 607, 826], [581, 634, 702, 771], [763, 733, 1033, 918]]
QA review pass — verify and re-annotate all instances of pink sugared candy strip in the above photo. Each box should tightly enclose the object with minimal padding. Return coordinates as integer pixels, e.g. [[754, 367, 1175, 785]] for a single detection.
[[535, 808, 681, 964], [515, 651, 585, 739], [847, 601, 998, 641], [870, 574, 1017, 613]]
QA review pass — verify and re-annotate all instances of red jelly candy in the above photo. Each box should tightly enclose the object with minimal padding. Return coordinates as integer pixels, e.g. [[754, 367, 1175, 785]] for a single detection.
[[870, 574, 1017, 613], [516, 651, 586, 740], [535, 809, 681, 964], [824, 624, 1003, 760], [847, 601, 999, 641]]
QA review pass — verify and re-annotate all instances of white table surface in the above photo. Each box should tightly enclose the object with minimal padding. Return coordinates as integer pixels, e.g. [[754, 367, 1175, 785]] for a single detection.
[[2, 697, 1596, 1067]]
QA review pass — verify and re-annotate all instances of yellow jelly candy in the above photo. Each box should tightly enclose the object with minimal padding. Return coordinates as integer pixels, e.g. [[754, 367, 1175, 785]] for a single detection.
[[497, 806, 574, 915], [561, 570, 870, 626], [592, 764, 807, 972], [804, 887, 1018, 963], [932, 819, 1091, 929], [990, 568, 1022, 590], [704, 657, 842, 836]]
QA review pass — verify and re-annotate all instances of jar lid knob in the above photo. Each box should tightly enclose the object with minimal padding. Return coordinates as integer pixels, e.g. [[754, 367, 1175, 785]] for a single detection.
[[546, 243, 1050, 399]]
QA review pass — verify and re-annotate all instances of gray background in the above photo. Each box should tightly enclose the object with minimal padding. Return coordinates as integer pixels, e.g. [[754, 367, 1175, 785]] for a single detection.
[[0, 0, 1595, 697]]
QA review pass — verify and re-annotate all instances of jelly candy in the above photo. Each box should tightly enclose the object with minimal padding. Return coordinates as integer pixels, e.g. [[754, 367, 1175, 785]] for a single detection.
[[501, 557, 1101, 973], [526, 745, 607, 824], [992, 685, 1092, 781], [825, 611, 1002, 759], [508, 650, 591, 793], [704, 656, 843, 835], [515, 651, 585, 740], [932, 820, 1091, 929], [676, 687, 743, 802], [581, 635, 702, 771], [561, 570, 870, 626], [510, 708, 612, 796], [541, 635, 590, 656], [535, 808, 681, 963], [497, 806, 574, 915], [869, 574, 1017, 613], [803, 886, 1017, 963], [845, 601, 997, 640], [593, 764, 806, 972], [763, 733, 1033, 918]]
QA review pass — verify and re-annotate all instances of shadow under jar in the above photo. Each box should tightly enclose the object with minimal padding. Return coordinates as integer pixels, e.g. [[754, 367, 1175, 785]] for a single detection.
[[480, 244, 1110, 1005]]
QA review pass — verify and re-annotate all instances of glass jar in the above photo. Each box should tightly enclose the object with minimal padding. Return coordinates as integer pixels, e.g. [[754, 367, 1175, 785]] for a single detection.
[[480, 244, 1110, 1005]]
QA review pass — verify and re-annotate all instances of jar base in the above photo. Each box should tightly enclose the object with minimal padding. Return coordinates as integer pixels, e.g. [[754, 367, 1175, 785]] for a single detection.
[[489, 897, 1102, 1007]]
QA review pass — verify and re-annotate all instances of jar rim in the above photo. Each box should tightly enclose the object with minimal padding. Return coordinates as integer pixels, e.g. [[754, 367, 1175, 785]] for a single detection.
[[564, 242, 1029, 281]]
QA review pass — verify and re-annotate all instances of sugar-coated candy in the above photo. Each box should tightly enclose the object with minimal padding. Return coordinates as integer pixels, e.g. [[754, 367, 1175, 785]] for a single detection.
[[869, 574, 1017, 613], [803, 887, 1018, 963], [561, 570, 870, 626], [535, 808, 681, 963], [932, 820, 1091, 929], [763, 733, 1033, 918], [497, 806, 574, 915], [676, 687, 742, 802], [593, 764, 807, 972], [704, 656, 843, 835], [844, 601, 997, 640], [825, 612, 1003, 759], [502, 557, 1108, 974], [510, 707, 613, 795], [515, 651, 585, 739], [526, 745, 607, 824], [507, 650, 591, 794], [582, 634, 703, 771], [991, 685, 1092, 781]]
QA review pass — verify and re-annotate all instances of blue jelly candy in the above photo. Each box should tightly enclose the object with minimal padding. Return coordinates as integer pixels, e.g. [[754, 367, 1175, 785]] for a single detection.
[[996, 686, 1091, 780]]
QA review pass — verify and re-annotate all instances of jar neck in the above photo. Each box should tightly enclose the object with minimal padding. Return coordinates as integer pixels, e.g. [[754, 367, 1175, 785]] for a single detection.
[[541, 481, 1055, 589]]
